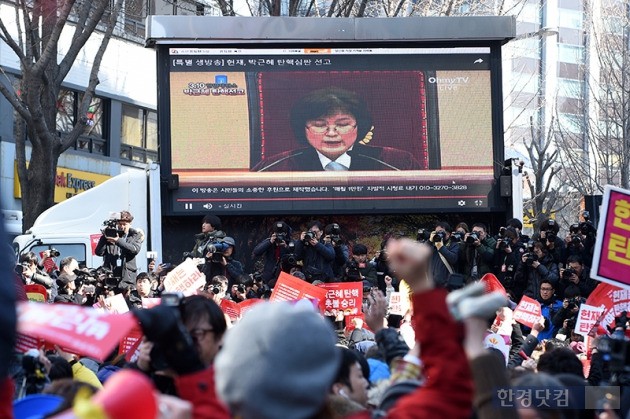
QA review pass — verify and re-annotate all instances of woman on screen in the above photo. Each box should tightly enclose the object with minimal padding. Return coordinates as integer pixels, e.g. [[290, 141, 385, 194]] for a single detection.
[[252, 88, 423, 172]]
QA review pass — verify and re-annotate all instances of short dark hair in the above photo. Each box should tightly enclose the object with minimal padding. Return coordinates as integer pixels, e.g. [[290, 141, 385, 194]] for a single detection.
[[352, 244, 368, 255], [333, 348, 362, 390], [19, 252, 38, 265], [202, 214, 222, 230], [181, 295, 227, 340], [136, 272, 150, 282], [290, 88, 372, 147], [435, 221, 452, 233], [59, 256, 76, 271], [506, 218, 523, 230], [566, 255, 583, 266], [307, 220, 323, 231], [537, 348, 584, 378], [471, 222, 487, 233]]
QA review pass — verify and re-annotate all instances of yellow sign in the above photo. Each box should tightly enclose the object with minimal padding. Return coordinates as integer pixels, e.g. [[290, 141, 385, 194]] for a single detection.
[[523, 210, 556, 229], [14, 162, 110, 203]]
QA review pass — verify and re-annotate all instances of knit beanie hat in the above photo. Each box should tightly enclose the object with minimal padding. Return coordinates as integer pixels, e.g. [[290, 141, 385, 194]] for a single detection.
[[215, 300, 340, 419]]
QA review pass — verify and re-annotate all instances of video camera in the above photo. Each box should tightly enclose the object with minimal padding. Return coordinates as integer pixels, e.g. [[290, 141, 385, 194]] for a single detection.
[[102, 217, 124, 238]]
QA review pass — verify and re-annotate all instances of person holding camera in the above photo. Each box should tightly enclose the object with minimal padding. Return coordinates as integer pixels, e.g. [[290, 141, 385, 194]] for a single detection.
[[428, 222, 461, 289], [18, 251, 55, 296], [533, 219, 565, 265], [323, 223, 349, 281], [251, 220, 294, 286], [557, 255, 598, 299], [462, 223, 496, 281], [201, 237, 244, 290], [295, 220, 335, 283], [190, 215, 226, 259], [514, 241, 560, 300], [95, 210, 144, 291], [344, 244, 377, 287], [492, 226, 526, 301]]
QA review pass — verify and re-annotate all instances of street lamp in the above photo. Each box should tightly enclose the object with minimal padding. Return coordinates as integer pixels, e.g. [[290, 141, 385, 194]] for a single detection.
[[512, 27, 559, 42]]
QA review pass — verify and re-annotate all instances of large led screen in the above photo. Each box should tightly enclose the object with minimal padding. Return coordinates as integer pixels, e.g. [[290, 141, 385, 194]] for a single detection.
[[162, 47, 500, 214]]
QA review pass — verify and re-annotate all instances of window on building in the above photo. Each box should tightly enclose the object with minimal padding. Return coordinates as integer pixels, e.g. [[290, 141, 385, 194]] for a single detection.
[[120, 103, 158, 162], [558, 9, 583, 30], [55, 90, 107, 155], [558, 44, 584, 64]]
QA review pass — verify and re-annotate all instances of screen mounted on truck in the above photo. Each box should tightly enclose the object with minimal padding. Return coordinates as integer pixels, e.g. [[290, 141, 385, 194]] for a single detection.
[[161, 46, 502, 214]]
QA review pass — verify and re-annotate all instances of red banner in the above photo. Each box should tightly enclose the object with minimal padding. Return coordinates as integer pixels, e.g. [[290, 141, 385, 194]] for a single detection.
[[219, 298, 264, 321], [585, 282, 630, 334], [17, 301, 137, 361], [513, 296, 542, 328], [317, 282, 363, 317], [90, 233, 102, 256], [269, 272, 328, 311], [480, 273, 507, 296]]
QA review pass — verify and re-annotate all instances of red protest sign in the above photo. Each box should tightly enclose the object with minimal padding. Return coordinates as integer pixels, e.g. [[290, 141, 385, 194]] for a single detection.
[[17, 301, 137, 361], [269, 272, 328, 311], [90, 233, 102, 256], [591, 186, 630, 288], [480, 273, 507, 296], [585, 282, 630, 334], [513, 296, 542, 328], [317, 282, 363, 317], [220, 298, 264, 321], [24, 284, 47, 302]]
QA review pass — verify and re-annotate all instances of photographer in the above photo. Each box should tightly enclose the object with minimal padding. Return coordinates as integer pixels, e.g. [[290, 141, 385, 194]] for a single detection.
[[18, 252, 54, 293], [551, 285, 582, 336], [344, 244, 377, 287], [323, 223, 349, 281], [95, 210, 144, 291], [190, 215, 226, 259], [201, 237, 244, 289], [251, 221, 294, 286], [371, 238, 398, 294], [515, 241, 560, 299], [428, 222, 461, 289], [558, 255, 598, 299], [462, 223, 496, 281], [295, 220, 335, 283], [564, 215, 596, 267], [54, 272, 90, 305], [492, 226, 526, 301], [533, 219, 565, 265]]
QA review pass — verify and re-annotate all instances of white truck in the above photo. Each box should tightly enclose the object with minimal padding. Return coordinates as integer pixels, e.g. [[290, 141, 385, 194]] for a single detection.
[[12, 163, 162, 272]]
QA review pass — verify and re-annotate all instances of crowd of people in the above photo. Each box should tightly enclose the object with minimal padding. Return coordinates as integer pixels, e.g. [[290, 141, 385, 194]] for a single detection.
[[2, 209, 627, 419]]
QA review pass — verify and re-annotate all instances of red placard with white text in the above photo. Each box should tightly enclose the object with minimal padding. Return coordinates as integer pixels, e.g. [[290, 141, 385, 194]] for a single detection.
[[512, 296, 542, 328], [318, 282, 363, 317], [17, 301, 137, 361], [269, 272, 328, 311], [585, 282, 630, 334]]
